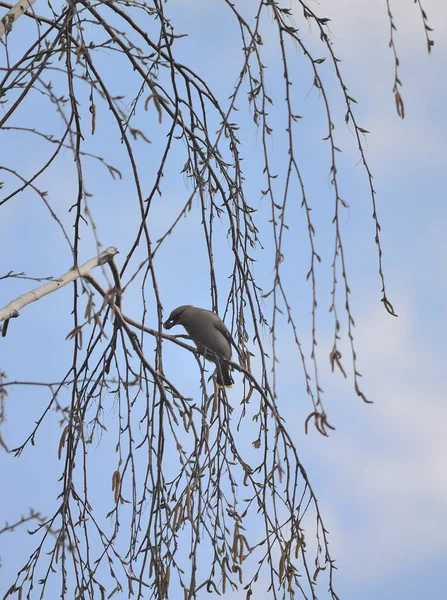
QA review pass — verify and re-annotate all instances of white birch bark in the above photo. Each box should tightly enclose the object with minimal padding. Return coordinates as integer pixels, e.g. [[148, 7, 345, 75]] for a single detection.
[[0, 246, 119, 322], [0, 0, 38, 39]]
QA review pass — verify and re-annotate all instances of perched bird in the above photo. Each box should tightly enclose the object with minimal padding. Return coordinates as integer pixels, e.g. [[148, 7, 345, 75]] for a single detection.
[[163, 305, 234, 388]]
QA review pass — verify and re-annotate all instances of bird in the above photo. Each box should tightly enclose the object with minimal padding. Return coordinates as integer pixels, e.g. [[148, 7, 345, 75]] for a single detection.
[[163, 305, 234, 388]]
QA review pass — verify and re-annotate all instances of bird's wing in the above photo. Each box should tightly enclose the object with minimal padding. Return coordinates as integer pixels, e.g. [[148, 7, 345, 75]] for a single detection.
[[211, 315, 246, 364], [212, 317, 233, 343]]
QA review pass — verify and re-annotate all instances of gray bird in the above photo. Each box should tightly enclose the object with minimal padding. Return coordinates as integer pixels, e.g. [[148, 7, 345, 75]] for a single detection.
[[163, 305, 234, 388]]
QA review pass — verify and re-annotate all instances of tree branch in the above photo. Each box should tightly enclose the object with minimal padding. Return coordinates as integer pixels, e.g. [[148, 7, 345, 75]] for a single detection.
[[0, 246, 119, 325], [0, 0, 37, 39]]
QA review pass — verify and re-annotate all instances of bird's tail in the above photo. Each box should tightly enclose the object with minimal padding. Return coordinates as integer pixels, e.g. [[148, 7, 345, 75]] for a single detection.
[[216, 361, 234, 388]]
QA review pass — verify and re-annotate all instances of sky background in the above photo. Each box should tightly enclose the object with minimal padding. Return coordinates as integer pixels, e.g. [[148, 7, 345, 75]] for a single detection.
[[0, 0, 446, 598]]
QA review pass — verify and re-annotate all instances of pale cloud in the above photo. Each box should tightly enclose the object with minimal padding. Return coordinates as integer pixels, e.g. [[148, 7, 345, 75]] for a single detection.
[[309, 0, 447, 164], [322, 0, 446, 52], [305, 296, 447, 581]]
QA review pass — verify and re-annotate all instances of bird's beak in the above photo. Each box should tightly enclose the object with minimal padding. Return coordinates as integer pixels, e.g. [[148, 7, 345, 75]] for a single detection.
[[163, 318, 174, 330]]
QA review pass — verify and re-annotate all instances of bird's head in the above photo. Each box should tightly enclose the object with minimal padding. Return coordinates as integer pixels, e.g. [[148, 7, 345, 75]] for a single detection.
[[163, 305, 193, 330]]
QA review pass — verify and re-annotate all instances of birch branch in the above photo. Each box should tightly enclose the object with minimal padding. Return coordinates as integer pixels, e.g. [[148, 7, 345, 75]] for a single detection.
[[0, 246, 119, 323], [0, 0, 37, 39]]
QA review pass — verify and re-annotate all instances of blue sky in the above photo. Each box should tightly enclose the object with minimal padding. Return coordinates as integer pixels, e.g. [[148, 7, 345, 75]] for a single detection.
[[0, 1, 446, 598]]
